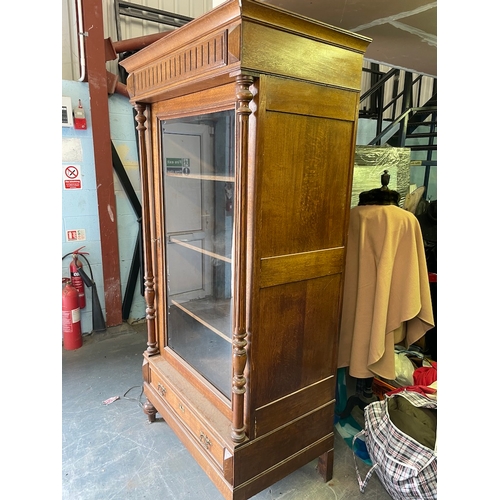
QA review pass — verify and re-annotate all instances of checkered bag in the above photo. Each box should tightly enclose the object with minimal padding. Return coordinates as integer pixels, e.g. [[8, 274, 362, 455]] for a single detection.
[[352, 390, 437, 500]]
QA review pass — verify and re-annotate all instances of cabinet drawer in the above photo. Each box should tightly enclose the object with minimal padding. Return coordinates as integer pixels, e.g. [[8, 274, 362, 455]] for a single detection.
[[150, 369, 225, 468]]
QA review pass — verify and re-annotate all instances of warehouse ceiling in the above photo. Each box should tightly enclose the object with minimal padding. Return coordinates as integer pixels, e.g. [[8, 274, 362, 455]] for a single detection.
[[260, 0, 437, 77]]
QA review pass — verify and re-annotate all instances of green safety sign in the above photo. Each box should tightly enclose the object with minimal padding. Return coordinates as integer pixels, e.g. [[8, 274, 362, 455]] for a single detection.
[[166, 158, 190, 174]]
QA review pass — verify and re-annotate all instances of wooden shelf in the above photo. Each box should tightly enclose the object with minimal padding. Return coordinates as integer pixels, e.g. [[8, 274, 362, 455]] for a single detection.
[[166, 172, 234, 182], [169, 237, 232, 263], [171, 298, 232, 343]]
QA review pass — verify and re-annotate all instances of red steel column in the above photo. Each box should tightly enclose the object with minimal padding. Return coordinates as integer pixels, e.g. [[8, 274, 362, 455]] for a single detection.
[[81, 0, 122, 327]]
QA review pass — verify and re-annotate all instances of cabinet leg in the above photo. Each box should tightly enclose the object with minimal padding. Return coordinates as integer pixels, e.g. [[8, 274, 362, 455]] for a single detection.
[[318, 449, 334, 482], [143, 398, 157, 423]]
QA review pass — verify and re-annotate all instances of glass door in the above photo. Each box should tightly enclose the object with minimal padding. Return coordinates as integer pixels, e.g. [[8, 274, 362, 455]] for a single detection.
[[161, 110, 235, 399]]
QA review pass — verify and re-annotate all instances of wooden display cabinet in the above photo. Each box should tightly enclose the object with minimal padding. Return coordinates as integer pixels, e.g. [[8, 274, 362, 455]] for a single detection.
[[120, 1, 370, 499]]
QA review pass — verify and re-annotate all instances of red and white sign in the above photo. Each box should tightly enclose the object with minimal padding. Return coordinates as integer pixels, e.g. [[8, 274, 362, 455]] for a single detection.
[[63, 164, 82, 189], [66, 229, 86, 242]]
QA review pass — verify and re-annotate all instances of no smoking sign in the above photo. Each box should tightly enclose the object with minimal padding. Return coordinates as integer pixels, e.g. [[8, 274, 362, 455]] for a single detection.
[[63, 164, 82, 189]]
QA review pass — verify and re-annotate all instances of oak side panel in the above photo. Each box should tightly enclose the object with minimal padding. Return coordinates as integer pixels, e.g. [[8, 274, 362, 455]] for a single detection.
[[233, 438, 333, 500], [252, 275, 342, 407], [247, 75, 356, 414], [233, 403, 334, 485], [253, 377, 335, 437], [264, 78, 359, 121], [257, 110, 355, 256], [260, 247, 344, 288]]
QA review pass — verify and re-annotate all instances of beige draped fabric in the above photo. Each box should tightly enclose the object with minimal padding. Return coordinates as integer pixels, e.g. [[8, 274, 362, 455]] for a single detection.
[[338, 205, 435, 380]]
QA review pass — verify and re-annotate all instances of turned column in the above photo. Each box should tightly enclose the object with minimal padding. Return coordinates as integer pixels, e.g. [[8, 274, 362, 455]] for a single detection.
[[134, 103, 159, 356], [231, 75, 254, 443]]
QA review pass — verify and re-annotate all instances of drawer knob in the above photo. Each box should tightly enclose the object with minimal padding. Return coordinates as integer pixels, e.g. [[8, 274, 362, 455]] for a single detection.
[[157, 383, 166, 397], [199, 432, 212, 450]]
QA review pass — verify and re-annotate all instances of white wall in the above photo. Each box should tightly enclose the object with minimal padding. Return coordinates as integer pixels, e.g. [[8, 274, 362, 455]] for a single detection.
[[62, 81, 104, 334]]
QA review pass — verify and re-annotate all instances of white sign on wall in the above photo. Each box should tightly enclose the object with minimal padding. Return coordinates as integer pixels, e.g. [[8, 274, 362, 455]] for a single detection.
[[66, 229, 86, 242], [63, 163, 82, 189]]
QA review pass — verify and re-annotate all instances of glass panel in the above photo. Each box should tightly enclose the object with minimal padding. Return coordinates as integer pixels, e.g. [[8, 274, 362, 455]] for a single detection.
[[161, 110, 235, 400]]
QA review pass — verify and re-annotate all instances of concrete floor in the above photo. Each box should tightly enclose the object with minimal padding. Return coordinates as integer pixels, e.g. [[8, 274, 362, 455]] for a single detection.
[[62, 323, 392, 500]]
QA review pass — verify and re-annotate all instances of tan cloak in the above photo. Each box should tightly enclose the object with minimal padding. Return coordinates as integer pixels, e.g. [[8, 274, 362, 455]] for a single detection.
[[338, 205, 435, 379]]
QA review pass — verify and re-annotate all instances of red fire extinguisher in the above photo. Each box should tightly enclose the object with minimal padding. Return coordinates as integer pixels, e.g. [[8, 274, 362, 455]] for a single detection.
[[62, 278, 82, 350], [69, 246, 88, 309]]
